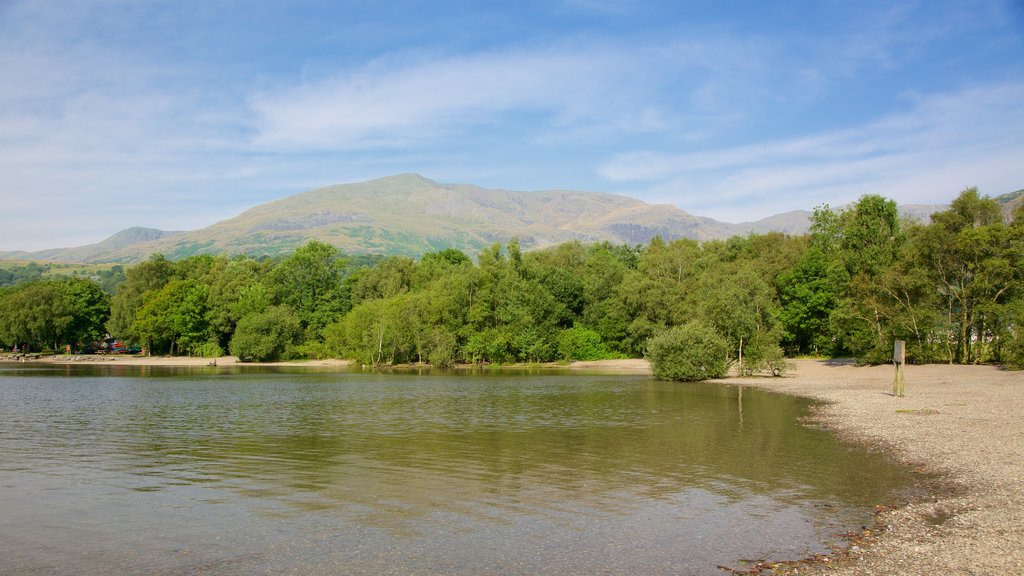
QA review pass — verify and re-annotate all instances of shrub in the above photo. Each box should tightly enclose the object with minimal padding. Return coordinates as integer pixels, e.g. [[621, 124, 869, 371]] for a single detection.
[[646, 321, 729, 381], [427, 329, 458, 367], [190, 339, 224, 358], [557, 327, 609, 361], [738, 330, 793, 376], [229, 306, 302, 362]]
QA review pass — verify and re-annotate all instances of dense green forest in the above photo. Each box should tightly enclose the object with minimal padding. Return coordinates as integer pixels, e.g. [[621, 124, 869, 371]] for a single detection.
[[1, 189, 1022, 370]]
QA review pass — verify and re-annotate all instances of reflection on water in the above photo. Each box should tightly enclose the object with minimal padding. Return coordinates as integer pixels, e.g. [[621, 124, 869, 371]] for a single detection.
[[0, 365, 916, 575]]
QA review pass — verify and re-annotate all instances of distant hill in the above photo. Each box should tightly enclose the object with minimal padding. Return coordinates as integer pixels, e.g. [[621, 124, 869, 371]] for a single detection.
[[996, 189, 1023, 222], [0, 227, 184, 263], [0, 175, 1016, 264]]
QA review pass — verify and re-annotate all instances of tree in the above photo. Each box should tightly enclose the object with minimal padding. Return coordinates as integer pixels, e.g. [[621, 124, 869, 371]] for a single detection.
[[0, 278, 109, 351], [205, 257, 263, 348], [825, 195, 906, 361], [266, 240, 349, 336], [130, 279, 210, 355], [619, 238, 701, 354], [229, 306, 303, 362], [53, 277, 110, 347], [107, 254, 174, 337], [557, 327, 610, 361], [0, 281, 60, 349], [699, 265, 787, 375], [777, 246, 839, 355], [646, 322, 729, 381], [913, 188, 1023, 363]]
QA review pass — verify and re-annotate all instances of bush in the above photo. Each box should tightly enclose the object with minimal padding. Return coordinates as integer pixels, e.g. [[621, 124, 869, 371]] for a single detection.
[[557, 327, 609, 361], [229, 306, 302, 362], [190, 339, 224, 358], [646, 322, 729, 381], [427, 329, 458, 367], [738, 330, 793, 376]]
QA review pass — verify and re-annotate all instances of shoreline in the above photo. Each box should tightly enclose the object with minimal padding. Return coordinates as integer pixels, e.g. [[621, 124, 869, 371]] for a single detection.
[[719, 360, 1024, 574], [4, 355, 1021, 572], [1, 354, 653, 372]]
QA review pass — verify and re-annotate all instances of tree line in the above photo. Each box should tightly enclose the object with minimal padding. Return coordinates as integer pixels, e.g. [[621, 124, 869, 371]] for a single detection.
[[1, 188, 1022, 370]]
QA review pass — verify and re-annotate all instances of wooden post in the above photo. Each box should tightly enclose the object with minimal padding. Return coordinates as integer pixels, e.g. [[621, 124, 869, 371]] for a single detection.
[[893, 340, 906, 398]]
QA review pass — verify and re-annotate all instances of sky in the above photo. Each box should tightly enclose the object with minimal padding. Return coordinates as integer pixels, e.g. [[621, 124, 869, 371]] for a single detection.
[[1, 0, 1023, 251]]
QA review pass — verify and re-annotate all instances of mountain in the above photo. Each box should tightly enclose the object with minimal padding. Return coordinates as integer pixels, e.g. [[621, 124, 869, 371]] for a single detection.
[[0, 174, 756, 263], [0, 227, 184, 263], [996, 189, 1023, 221], [0, 174, 1013, 264]]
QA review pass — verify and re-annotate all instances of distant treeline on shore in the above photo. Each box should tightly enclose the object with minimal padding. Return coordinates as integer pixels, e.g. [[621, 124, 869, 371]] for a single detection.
[[1, 188, 1022, 370]]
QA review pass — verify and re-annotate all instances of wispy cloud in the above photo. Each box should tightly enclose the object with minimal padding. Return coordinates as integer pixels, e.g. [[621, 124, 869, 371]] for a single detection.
[[246, 34, 782, 151], [1, 0, 1019, 250], [602, 82, 1024, 220]]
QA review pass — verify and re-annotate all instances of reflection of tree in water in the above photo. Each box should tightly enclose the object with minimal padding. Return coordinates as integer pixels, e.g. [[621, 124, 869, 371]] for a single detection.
[[111, 372, 915, 527]]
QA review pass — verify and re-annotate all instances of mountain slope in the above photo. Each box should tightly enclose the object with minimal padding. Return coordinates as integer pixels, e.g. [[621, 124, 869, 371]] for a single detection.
[[2, 175, 1013, 264], [4, 175, 748, 262], [0, 227, 183, 263], [996, 189, 1023, 221]]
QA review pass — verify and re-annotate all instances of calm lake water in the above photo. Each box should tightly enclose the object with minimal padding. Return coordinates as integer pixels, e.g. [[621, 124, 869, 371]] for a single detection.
[[0, 364, 916, 575]]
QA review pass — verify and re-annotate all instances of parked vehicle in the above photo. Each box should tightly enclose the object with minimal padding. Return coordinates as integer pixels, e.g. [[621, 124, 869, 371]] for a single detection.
[[96, 338, 128, 354]]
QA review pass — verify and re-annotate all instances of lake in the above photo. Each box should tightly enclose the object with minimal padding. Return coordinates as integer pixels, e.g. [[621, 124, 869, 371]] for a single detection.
[[0, 364, 916, 575]]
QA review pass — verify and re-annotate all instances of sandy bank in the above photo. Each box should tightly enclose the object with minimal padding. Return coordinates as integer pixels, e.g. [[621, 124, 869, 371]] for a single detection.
[[20, 355, 646, 371]]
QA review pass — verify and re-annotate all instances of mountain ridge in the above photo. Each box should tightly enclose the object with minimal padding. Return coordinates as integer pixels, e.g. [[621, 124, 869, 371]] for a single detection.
[[1, 174, 1017, 263]]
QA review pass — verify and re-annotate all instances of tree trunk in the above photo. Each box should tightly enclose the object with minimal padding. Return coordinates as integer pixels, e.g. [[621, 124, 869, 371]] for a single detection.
[[738, 336, 743, 375]]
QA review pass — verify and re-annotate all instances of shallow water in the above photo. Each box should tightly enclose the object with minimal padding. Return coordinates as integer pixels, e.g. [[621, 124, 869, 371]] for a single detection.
[[0, 365, 916, 575]]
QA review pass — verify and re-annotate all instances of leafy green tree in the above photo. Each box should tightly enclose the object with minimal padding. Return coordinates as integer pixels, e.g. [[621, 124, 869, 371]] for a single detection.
[[579, 242, 633, 352], [413, 248, 472, 287], [824, 195, 906, 361], [465, 242, 562, 362], [557, 327, 610, 361], [0, 278, 109, 350], [646, 322, 729, 381], [913, 189, 1024, 363], [699, 266, 786, 375], [325, 295, 420, 365], [619, 238, 701, 354], [130, 279, 210, 355], [349, 255, 415, 305], [205, 257, 263, 348], [229, 306, 303, 362], [1004, 298, 1024, 369], [53, 277, 110, 347], [777, 247, 839, 355], [174, 254, 220, 284], [107, 254, 174, 337], [0, 281, 60, 349], [839, 195, 904, 277], [266, 240, 349, 336]]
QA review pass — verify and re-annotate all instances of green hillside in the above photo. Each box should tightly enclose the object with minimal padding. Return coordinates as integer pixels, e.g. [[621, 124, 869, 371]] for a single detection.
[[2, 174, 740, 263], [2, 175, 1018, 264]]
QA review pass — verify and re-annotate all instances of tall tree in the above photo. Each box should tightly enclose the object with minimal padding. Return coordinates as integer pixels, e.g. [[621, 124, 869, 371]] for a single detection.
[[130, 279, 210, 355], [266, 240, 349, 336], [107, 254, 174, 337], [914, 188, 1023, 363]]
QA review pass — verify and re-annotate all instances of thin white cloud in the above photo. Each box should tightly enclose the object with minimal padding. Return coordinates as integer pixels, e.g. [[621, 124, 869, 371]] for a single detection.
[[249, 47, 624, 149], [246, 35, 778, 150], [1, 0, 1019, 251], [604, 82, 1024, 221]]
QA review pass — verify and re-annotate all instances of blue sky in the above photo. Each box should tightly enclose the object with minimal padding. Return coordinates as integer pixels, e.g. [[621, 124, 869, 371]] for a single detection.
[[1, 0, 1022, 251]]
